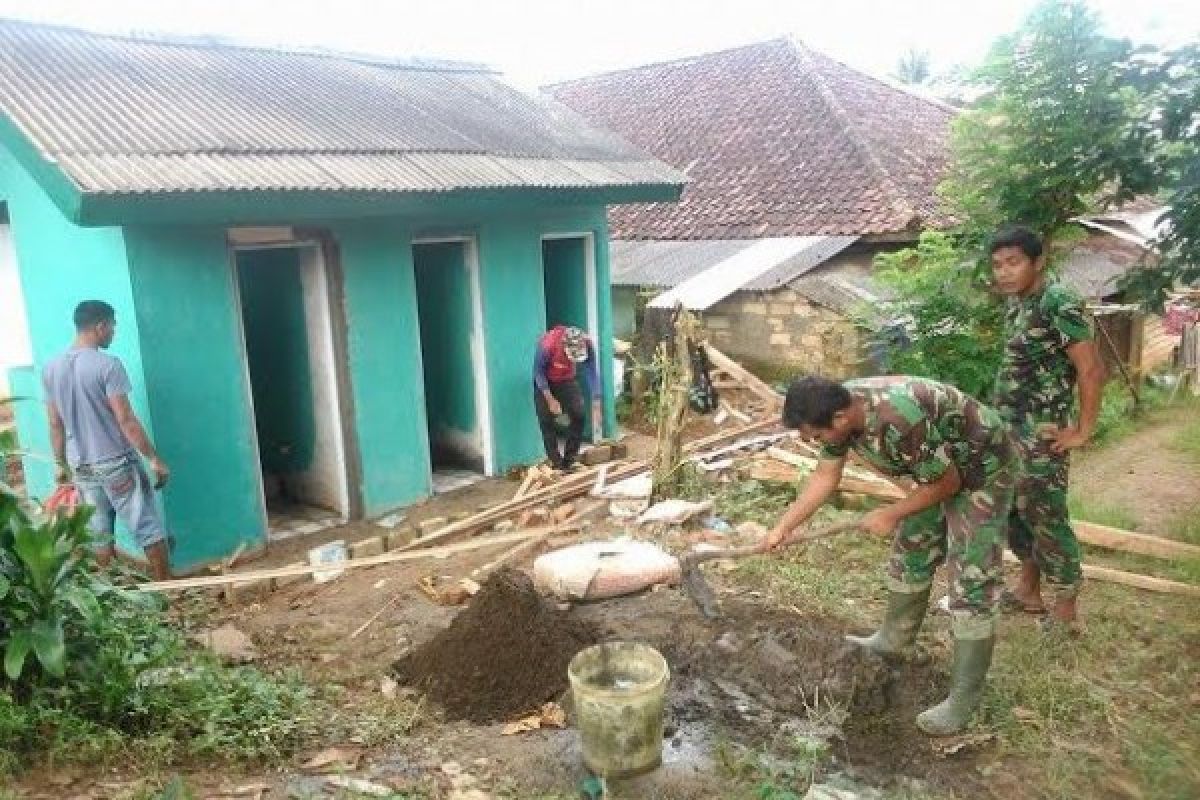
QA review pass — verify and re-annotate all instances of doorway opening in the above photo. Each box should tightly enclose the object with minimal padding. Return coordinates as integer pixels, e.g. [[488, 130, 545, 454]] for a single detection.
[[234, 243, 350, 538], [412, 239, 493, 492], [541, 234, 600, 439]]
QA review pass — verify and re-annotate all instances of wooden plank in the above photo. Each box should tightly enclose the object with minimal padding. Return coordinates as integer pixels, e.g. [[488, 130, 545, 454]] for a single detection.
[[1002, 551, 1200, 597], [1073, 520, 1200, 560], [135, 527, 569, 592], [766, 447, 906, 496], [703, 344, 783, 408]]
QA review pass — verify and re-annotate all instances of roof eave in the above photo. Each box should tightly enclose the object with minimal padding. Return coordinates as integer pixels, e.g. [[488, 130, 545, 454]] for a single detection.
[[73, 180, 685, 226], [0, 114, 87, 223]]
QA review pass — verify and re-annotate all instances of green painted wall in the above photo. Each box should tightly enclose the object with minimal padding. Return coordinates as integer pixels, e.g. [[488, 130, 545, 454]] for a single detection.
[[543, 237, 590, 331], [413, 242, 480, 468], [4, 135, 624, 561], [0, 148, 158, 562], [333, 222, 432, 513], [123, 226, 266, 569], [612, 286, 638, 340], [236, 248, 316, 473]]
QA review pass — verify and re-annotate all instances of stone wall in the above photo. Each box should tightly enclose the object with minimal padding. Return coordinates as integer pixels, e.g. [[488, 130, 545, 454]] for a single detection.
[[700, 288, 865, 378]]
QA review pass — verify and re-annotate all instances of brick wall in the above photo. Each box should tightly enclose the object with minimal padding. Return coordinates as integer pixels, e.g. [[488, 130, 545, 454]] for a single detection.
[[700, 288, 865, 378]]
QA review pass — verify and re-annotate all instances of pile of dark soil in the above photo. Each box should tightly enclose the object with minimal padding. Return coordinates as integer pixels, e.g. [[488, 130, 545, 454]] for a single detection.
[[393, 568, 598, 722]]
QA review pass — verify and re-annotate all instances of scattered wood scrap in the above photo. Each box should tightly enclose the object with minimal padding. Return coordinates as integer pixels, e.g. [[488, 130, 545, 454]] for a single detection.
[[703, 344, 784, 409]]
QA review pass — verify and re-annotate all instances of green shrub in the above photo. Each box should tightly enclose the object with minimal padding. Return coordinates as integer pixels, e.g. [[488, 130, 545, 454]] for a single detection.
[[0, 412, 318, 772]]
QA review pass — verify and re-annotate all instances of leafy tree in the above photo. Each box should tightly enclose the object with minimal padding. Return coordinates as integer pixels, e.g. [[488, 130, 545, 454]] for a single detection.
[[941, 0, 1159, 251], [893, 48, 932, 85], [1119, 43, 1200, 308], [870, 233, 1005, 398], [872, 1, 1175, 387]]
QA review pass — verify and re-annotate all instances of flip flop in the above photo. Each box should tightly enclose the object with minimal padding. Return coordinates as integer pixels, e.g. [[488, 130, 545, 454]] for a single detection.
[[998, 589, 1047, 615]]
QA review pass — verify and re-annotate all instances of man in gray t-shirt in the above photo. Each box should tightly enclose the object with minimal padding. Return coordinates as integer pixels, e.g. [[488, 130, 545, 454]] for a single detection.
[[43, 300, 172, 580]]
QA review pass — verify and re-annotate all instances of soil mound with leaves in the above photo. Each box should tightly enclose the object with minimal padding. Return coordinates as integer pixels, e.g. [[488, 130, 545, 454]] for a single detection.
[[393, 568, 597, 722]]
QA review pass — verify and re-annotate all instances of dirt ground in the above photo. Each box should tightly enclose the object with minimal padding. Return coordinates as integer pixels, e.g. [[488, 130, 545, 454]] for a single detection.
[[7, 401, 1198, 799], [1071, 403, 1198, 534]]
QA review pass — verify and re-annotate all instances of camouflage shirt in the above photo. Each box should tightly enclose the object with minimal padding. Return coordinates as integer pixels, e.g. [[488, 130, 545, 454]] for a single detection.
[[992, 282, 1093, 430], [820, 377, 1012, 490]]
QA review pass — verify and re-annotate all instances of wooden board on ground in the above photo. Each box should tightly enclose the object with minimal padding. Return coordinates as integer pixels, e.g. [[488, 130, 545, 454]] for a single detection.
[[1001, 551, 1199, 597], [1073, 521, 1200, 560], [136, 526, 573, 592]]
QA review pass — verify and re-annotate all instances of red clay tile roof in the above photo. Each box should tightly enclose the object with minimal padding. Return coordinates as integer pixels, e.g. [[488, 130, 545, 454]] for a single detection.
[[546, 38, 956, 239]]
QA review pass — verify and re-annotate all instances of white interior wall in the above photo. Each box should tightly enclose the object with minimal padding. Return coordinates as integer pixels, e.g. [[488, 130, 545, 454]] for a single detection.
[[0, 223, 33, 395], [285, 245, 349, 516]]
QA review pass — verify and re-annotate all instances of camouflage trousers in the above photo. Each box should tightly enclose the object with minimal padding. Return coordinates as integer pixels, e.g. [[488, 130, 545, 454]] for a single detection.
[[1007, 427, 1083, 597], [889, 458, 1016, 617]]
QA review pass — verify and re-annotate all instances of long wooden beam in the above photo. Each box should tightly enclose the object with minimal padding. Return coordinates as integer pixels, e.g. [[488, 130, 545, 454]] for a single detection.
[[136, 527, 568, 592], [1002, 551, 1199, 597], [1073, 521, 1200, 560]]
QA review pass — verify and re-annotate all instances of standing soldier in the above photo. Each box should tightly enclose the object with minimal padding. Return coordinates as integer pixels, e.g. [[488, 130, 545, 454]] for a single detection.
[[532, 325, 601, 472], [990, 227, 1106, 629], [763, 375, 1015, 735]]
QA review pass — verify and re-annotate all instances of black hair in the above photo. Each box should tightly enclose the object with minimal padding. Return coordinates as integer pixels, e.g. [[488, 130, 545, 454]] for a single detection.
[[783, 375, 852, 429], [73, 300, 115, 331], [989, 226, 1043, 261]]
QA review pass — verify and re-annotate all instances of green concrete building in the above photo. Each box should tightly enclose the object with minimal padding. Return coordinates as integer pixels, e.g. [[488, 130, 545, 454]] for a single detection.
[[0, 20, 683, 572]]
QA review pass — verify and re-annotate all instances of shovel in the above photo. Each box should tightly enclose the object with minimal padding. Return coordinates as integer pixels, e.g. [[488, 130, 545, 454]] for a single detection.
[[678, 518, 863, 619]]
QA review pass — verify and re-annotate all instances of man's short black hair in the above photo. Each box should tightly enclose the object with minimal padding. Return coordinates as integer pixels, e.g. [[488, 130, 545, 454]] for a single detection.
[[783, 375, 853, 429], [73, 300, 115, 331], [989, 226, 1043, 261]]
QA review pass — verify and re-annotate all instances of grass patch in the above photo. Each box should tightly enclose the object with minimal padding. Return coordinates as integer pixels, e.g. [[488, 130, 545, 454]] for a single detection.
[[1164, 393, 1200, 462], [1168, 506, 1200, 547], [1067, 493, 1139, 530]]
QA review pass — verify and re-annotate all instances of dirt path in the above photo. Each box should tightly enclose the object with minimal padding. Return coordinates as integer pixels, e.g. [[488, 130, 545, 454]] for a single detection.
[[1071, 404, 1200, 536]]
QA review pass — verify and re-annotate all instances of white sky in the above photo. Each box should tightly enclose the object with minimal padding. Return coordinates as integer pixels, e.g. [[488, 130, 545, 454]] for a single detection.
[[0, 0, 1196, 87]]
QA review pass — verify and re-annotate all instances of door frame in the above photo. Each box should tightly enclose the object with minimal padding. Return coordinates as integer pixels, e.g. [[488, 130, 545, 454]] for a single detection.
[[541, 232, 601, 438], [411, 235, 496, 477], [540, 232, 599, 345], [227, 235, 357, 522]]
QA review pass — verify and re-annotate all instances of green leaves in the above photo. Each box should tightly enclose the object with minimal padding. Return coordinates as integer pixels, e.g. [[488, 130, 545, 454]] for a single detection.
[[4, 630, 31, 681], [941, 0, 1160, 254], [868, 232, 1005, 399]]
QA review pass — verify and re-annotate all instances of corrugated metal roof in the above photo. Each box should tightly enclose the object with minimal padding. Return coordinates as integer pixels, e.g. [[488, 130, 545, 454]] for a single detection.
[[649, 237, 856, 310], [0, 19, 684, 196], [610, 239, 751, 287], [610, 236, 858, 290]]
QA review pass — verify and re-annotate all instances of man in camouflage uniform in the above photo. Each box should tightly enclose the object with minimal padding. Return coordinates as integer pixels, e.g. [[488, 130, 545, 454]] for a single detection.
[[762, 375, 1015, 735], [990, 227, 1106, 627]]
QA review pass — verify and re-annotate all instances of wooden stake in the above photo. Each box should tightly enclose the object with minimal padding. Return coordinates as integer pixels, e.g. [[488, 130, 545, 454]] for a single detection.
[[652, 307, 696, 502]]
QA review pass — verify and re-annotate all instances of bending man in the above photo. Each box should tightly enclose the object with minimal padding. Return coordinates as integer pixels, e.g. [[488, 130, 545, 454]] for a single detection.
[[763, 375, 1015, 735]]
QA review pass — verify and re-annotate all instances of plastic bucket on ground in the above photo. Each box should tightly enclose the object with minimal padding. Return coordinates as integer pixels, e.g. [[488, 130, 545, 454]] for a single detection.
[[568, 641, 670, 778]]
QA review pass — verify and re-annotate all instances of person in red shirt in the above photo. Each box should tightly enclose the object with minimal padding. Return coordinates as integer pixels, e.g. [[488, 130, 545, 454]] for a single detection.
[[533, 325, 601, 471]]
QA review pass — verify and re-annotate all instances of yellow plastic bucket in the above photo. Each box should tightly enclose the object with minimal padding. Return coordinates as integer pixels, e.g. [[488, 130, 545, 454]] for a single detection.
[[568, 641, 670, 778]]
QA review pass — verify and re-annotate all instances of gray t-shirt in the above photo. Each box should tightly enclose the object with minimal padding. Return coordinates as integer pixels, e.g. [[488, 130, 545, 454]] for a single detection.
[[42, 347, 134, 468]]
